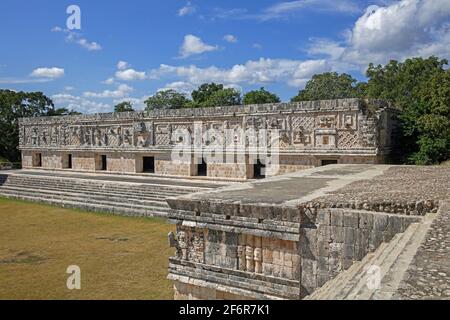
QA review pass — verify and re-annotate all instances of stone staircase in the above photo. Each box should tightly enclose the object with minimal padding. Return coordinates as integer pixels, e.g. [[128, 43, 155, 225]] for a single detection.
[[305, 216, 433, 300], [0, 172, 219, 217]]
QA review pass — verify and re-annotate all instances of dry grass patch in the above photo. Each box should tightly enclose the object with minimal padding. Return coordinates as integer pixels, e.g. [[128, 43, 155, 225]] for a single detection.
[[0, 198, 175, 300]]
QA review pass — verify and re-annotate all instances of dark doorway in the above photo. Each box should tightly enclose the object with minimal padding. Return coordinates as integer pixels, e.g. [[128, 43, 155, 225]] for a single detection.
[[197, 159, 207, 177], [321, 159, 338, 166], [100, 155, 107, 171], [68, 154, 72, 169], [254, 160, 266, 179], [143, 156, 155, 173], [35, 153, 42, 167]]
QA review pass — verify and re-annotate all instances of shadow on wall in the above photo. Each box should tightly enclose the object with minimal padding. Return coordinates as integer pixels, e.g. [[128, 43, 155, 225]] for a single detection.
[[0, 174, 8, 186]]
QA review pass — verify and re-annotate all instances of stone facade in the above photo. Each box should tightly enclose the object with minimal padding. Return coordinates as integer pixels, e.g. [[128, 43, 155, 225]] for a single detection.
[[165, 165, 449, 300], [18, 99, 397, 179]]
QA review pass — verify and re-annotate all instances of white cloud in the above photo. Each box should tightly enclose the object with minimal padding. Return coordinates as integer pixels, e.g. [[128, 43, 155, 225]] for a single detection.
[[178, 2, 196, 16], [102, 77, 115, 85], [150, 57, 330, 88], [339, 0, 450, 66], [0, 78, 53, 84], [52, 27, 102, 51], [115, 68, 146, 81], [83, 84, 134, 99], [157, 81, 196, 94], [52, 93, 111, 114], [252, 43, 263, 49], [64, 86, 74, 91], [30, 67, 65, 78], [224, 34, 238, 43], [212, 0, 361, 21], [179, 34, 218, 58], [307, 38, 346, 60], [117, 61, 130, 70]]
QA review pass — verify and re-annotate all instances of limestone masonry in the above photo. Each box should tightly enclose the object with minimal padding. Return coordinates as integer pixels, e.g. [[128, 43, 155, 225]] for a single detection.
[[18, 99, 398, 179], [166, 164, 450, 300]]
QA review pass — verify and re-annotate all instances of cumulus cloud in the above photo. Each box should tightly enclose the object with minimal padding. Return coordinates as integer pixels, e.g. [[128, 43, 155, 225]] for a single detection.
[[157, 81, 197, 94], [223, 34, 238, 43], [52, 93, 111, 114], [117, 61, 130, 70], [30, 67, 65, 78], [178, 2, 196, 16], [340, 0, 450, 66], [115, 69, 146, 81], [150, 58, 330, 88], [102, 77, 115, 85], [83, 84, 133, 99], [52, 27, 102, 51], [179, 34, 218, 58]]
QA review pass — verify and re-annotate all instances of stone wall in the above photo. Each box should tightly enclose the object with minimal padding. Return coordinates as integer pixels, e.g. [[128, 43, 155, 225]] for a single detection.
[[18, 99, 398, 179]]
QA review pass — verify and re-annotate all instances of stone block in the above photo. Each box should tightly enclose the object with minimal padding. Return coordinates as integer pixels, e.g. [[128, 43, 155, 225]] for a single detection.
[[330, 210, 344, 227], [359, 211, 374, 229], [344, 227, 357, 245], [342, 245, 354, 259], [343, 211, 359, 228], [373, 214, 389, 231], [330, 226, 344, 243], [316, 209, 331, 225]]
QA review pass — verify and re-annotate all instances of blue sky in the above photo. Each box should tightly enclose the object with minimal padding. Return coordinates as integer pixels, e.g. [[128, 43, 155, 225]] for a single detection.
[[0, 0, 449, 113]]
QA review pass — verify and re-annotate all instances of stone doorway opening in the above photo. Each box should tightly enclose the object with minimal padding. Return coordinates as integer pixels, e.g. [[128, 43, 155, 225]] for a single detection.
[[143, 157, 155, 173], [68, 154, 72, 169], [321, 159, 338, 166], [100, 155, 107, 171], [254, 160, 266, 179], [197, 159, 207, 177], [33, 153, 42, 167]]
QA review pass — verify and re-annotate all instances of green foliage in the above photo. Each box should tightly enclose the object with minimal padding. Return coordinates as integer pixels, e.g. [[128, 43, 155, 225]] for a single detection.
[[191, 83, 224, 106], [46, 107, 81, 116], [0, 90, 54, 162], [364, 56, 449, 164], [409, 70, 450, 164], [243, 87, 280, 105], [144, 90, 190, 110], [291, 72, 363, 102], [191, 83, 241, 108], [201, 87, 241, 107], [114, 101, 134, 113]]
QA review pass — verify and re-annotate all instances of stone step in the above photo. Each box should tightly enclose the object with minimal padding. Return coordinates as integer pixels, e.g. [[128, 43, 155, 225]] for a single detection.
[[3, 177, 200, 194], [306, 222, 421, 300], [10, 173, 216, 191], [0, 185, 170, 208], [0, 190, 170, 217], [1, 180, 190, 199]]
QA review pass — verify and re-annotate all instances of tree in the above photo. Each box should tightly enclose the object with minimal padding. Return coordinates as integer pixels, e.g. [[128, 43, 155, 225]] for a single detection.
[[144, 90, 190, 110], [243, 87, 280, 105], [291, 72, 362, 102], [191, 83, 224, 106], [409, 70, 450, 164], [46, 107, 81, 116], [114, 101, 134, 113], [364, 56, 449, 164], [0, 90, 54, 162], [202, 88, 241, 107]]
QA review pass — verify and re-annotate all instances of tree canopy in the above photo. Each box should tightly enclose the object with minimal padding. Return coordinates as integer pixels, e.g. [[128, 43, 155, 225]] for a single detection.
[[291, 72, 364, 102], [144, 89, 190, 110], [190, 83, 241, 108], [243, 87, 280, 105], [114, 101, 134, 113], [0, 90, 55, 162]]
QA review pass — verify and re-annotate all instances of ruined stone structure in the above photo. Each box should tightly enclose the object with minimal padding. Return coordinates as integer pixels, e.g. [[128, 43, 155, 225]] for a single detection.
[[166, 165, 450, 300], [18, 99, 398, 180]]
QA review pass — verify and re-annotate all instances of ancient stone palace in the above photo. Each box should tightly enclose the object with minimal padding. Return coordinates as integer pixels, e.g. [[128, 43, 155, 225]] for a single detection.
[[18, 99, 398, 179]]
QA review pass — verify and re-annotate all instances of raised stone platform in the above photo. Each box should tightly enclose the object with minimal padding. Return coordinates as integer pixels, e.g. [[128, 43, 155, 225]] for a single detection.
[[0, 169, 228, 217], [166, 164, 450, 299]]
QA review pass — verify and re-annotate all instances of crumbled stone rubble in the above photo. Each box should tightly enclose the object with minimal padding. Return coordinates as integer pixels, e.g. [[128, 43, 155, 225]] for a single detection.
[[308, 166, 450, 216]]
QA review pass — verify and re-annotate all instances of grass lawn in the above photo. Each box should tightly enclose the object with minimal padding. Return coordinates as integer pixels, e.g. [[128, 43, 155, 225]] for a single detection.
[[0, 197, 175, 300]]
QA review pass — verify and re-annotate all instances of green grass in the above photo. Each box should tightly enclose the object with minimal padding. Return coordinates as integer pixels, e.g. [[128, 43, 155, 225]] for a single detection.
[[0, 197, 175, 300]]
